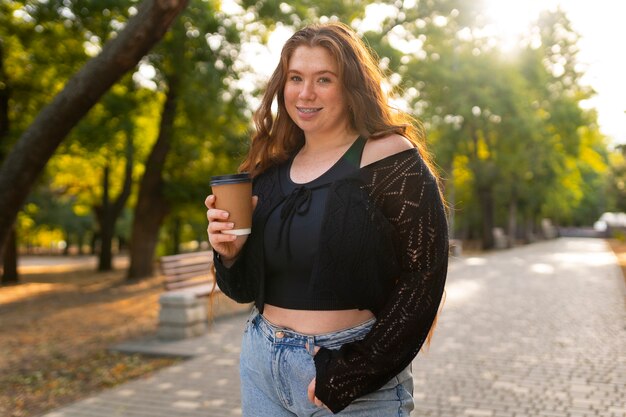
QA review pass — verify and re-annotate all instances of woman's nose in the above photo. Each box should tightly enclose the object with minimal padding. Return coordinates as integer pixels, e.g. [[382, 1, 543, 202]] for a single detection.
[[299, 81, 316, 100]]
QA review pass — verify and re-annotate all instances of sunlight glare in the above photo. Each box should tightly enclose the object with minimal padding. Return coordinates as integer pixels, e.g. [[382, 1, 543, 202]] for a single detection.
[[445, 278, 482, 303], [482, 0, 560, 50], [221, 0, 243, 14], [355, 3, 397, 33]]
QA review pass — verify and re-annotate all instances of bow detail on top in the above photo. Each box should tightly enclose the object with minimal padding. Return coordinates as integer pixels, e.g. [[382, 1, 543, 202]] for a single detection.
[[276, 186, 313, 258]]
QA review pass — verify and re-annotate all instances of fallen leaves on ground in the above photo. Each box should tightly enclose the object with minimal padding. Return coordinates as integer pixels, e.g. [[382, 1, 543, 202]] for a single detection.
[[0, 265, 180, 417], [2, 241, 624, 417]]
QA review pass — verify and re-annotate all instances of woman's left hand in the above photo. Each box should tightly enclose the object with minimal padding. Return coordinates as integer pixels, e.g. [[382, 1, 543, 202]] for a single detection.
[[306, 342, 326, 407], [307, 378, 326, 408], [307, 344, 326, 408]]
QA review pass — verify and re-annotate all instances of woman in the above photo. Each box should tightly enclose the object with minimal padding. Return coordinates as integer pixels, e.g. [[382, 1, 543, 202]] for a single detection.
[[206, 22, 448, 416]]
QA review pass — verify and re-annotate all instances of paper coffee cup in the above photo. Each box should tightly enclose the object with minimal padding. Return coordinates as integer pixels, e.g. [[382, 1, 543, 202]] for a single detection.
[[210, 173, 253, 235]]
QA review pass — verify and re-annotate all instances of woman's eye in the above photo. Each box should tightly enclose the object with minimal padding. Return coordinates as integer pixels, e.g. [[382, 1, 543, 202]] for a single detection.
[[289, 75, 302, 82], [318, 77, 331, 84]]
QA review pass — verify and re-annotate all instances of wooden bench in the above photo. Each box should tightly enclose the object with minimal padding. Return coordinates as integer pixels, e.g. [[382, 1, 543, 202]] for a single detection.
[[157, 251, 218, 340], [157, 251, 250, 340], [160, 251, 218, 294]]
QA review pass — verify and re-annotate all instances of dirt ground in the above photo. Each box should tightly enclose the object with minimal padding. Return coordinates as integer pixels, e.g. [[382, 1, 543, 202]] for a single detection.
[[1, 240, 625, 417], [0, 265, 179, 417]]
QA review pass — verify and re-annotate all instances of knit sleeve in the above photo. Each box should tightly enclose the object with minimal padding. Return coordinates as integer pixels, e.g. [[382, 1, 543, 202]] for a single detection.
[[213, 245, 255, 303], [313, 149, 449, 413]]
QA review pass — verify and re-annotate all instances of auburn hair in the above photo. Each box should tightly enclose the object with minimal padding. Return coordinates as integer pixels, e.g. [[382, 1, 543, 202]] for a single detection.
[[238, 21, 444, 347], [239, 22, 435, 177]]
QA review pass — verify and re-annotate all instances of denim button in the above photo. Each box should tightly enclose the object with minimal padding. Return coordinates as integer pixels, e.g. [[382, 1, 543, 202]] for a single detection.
[[275, 331, 285, 339]]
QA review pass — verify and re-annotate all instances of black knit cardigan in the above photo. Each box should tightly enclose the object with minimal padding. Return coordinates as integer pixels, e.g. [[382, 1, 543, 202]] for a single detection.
[[214, 147, 449, 413]]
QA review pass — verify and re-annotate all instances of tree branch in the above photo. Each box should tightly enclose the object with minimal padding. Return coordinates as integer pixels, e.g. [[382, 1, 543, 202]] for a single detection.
[[0, 0, 189, 258]]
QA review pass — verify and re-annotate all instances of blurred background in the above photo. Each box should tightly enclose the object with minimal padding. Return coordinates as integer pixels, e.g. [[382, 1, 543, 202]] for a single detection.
[[1, 0, 625, 416], [2, 0, 626, 273]]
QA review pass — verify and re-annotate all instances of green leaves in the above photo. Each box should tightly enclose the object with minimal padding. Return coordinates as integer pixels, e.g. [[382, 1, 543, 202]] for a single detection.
[[367, 1, 609, 244], [2, 0, 613, 254]]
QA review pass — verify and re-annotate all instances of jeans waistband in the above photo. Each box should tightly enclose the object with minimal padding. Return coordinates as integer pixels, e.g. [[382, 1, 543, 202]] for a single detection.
[[250, 309, 375, 353]]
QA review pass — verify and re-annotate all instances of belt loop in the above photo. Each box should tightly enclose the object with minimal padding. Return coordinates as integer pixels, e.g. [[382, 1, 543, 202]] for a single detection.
[[306, 336, 316, 356]]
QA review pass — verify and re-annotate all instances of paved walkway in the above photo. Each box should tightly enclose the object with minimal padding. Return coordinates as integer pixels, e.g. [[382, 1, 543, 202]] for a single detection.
[[41, 238, 625, 417]]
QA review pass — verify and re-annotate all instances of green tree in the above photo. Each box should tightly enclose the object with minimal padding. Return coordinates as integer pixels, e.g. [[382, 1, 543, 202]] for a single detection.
[[127, 1, 249, 279], [388, 4, 510, 248], [21, 185, 95, 255], [0, 32, 17, 282], [516, 9, 597, 230], [0, 0, 91, 282], [68, 79, 145, 270], [607, 144, 626, 212], [0, 0, 189, 270], [374, 2, 607, 248], [126, 0, 375, 280]]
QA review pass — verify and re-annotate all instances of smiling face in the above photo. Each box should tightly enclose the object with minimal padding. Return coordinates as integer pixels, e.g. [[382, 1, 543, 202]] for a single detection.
[[283, 46, 353, 141]]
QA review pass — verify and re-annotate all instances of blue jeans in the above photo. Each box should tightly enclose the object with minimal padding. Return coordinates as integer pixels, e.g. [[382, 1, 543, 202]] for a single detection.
[[240, 309, 414, 416]]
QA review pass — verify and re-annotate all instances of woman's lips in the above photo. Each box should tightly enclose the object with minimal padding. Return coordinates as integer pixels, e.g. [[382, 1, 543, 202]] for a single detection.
[[297, 107, 322, 114]]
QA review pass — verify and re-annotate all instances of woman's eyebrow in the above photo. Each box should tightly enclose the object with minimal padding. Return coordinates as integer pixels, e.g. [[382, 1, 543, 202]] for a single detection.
[[287, 69, 338, 76]]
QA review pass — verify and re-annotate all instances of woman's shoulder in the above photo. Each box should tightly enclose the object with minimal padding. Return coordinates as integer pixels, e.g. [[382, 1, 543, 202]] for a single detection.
[[361, 134, 415, 167]]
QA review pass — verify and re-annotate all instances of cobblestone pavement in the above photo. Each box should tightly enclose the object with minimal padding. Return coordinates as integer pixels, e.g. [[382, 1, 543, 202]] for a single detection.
[[42, 238, 625, 417]]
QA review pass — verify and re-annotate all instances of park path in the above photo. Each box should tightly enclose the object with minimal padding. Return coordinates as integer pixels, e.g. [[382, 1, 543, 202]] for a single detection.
[[41, 238, 625, 417], [18, 255, 129, 273]]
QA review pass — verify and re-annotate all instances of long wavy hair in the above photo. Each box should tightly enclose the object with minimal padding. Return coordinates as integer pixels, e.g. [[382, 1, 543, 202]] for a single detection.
[[239, 22, 435, 178], [239, 22, 444, 347]]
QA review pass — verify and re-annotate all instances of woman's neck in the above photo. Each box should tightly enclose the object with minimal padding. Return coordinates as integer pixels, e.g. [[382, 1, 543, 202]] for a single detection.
[[301, 128, 359, 156], [290, 131, 360, 184]]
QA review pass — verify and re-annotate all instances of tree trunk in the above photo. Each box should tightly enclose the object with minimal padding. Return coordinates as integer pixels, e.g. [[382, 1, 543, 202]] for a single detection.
[[1, 227, 18, 285], [96, 165, 114, 271], [117, 235, 126, 253], [171, 216, 181, 255], [478, 186, 495, 250], [90, 233, 99, 255], [63, 231, 71, 256], [507, 197, 518, 248], [96, 137, 133, 271], [0, 39, 9, 141], [78, 233, 85, 255], [127, 78, 178, 280], [0, 0, 189, 260], [524, 216, 537, 243], [0, 40, 18, 285]]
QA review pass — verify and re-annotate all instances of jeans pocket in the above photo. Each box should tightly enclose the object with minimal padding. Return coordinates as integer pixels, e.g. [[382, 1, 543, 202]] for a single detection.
[[243, 308, 259, 334], [315, 318, 376, 350], [375, 366, 413, 394], [348, 367, 414, 415]]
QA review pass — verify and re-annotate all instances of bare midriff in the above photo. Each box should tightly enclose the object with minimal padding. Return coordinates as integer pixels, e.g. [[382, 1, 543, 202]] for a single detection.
[[262, 304, 375, 335]]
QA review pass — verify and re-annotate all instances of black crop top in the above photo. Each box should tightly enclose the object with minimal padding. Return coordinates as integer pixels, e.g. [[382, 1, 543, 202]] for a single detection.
[[214, 146, 449, 413], [264, 137, 366, 310]]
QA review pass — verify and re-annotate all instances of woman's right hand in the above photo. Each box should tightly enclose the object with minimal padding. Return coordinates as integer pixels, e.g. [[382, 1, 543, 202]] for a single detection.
[[205, 194, 257, 265]]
